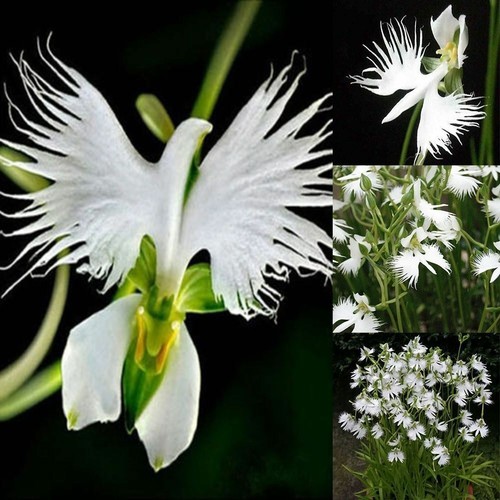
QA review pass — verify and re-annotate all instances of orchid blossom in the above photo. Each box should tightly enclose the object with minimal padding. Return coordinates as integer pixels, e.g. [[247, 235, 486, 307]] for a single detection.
[[0, 41, 332, 470], [350, 5, 485, 162]]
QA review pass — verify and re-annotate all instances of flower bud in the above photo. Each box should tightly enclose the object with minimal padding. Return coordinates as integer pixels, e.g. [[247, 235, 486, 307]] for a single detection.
[[360, 173, 373, 192]]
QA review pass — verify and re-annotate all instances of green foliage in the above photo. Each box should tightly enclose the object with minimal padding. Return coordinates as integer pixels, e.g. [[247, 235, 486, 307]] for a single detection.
[[176, 263, 225, 313], [127, 235, 157, 293]]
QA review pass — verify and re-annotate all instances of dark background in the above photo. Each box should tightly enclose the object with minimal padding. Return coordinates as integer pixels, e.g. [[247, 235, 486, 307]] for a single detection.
[[334, 0, 499, 165], [0, 2, 333, 498]]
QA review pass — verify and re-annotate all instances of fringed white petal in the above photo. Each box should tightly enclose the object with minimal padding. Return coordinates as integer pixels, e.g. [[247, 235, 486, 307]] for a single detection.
[[473, 251, 500, 283], [61, 294, 141, 430], [1, 38, 211, 296], [333, 217, 351, 243], [391, 245, 450, 289], [447, 166, 480, 198], [417, 85, 485, 159], [486, 198, 500, 223], [178, 56, 332, 319], [135, 322, 200, 471], [390, 250, 422, 288], [332, 296, 382, 333], [350, 19, 426, 96]]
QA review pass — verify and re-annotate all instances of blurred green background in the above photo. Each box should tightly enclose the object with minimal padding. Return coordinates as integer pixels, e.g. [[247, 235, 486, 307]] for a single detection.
[[0, 1, 332, 497]]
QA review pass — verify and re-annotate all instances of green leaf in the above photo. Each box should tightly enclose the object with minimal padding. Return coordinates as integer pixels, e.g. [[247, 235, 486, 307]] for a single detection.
[[176, 263, 225, 313], [136, 94, 175, 143], [122, 344, 165, 432], [127, 235, 157, 293]]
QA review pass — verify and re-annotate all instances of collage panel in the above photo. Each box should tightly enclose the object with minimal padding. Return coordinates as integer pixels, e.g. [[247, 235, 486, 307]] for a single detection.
[[333, 165, 500, 498], [332, 332, 500, 499], [0, 2, 333, 498], [333, 0, 498, 166]]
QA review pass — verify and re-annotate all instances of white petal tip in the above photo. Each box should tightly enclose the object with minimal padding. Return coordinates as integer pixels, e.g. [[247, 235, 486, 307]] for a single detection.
[[66, 409, 79, 430], [152, 457, 166, 472]]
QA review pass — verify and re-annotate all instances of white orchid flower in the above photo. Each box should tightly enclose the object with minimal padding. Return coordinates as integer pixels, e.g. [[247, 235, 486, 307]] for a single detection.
[[350, 5, 485, 162], [338, 235, 370, 276], [332, 293, 383, 333], [486, 185, 500, 223], [445, 166, 481, 198], [0, 41, 331, 470], [338, 166, 382, 200], [390, 225, 451, 288], [473, 241, 500, 283]]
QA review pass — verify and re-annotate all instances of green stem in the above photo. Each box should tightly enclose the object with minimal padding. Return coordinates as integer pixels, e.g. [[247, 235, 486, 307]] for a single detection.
[[450, 252, 465, 330], [0, 146, 49, 192], [0, 265, 69, 401], [395, 281, 403, 332], [399, 100, 423, 165], [479, 0, 500, 164], [191, 0, 262, 120], [433, 274, 449, 332], [0, 361, 61, 421], [478, 278, 490, 332]]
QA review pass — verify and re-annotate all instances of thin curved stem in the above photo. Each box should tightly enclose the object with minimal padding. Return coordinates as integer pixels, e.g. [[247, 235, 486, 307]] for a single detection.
[[0, 265, 69, 400], [0, 361, 61, 421], [399, 100, 423, 165], [191, 0, 262, 120]]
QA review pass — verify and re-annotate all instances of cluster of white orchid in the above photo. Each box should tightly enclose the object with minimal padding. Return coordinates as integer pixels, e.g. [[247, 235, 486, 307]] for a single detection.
[[339, 338, 492, 468], [333, 166, 500, 333], [351, 5, 485, 164], [337, 337, 496, 499]]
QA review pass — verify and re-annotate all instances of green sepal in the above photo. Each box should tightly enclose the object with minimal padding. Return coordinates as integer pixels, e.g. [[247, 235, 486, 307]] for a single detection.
[[135, 94, 175, 143], [443, 68, 463, 94], [122, 343, 166, 433], [143, 287, 177, 356], [176, 263, 225, 313], [421, 57, 442, 73], [127, 235, 157, 293]]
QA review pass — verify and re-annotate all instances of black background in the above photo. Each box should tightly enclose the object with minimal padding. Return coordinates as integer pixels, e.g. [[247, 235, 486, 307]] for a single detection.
[[0, 2, 333, 498]]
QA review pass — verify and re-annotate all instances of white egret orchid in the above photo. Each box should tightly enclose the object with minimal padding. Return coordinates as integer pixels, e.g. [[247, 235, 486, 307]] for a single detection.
[[332, 293, 383, 333], [350, 5, 485, 162], [0, 42, 331, 470], [389, 226, 451, 288]]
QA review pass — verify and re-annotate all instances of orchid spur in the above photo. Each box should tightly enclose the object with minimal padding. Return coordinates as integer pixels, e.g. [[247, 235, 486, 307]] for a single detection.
[[0, 40, 332, 470], [350, 5, 485, 163]]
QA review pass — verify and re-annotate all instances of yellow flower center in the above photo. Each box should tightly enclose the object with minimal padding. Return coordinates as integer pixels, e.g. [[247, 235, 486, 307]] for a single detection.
[[436, 41, 458, 69], [134, 303, 183, 375]]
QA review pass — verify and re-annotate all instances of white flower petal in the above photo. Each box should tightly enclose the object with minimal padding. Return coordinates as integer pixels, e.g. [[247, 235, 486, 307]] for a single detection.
[[431, 7, 468, 68], [61, 294, 141, 430], [431, 6, 460, 52], [390, 250, 421, 288], [486, 198, 500, 223], [382, 63, 448, 124], [417, 85, 485, 159], [178, 56, 332, 319], [135, 322, 200, 471], [333, 217, 351, 243], [350, 19, 426, 96], [421, 244, 451, 275], [447, 166, 480, 198], [1, 39, 212, 296], [473, 251, 500, 282], [352, 313, 382, 333]]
